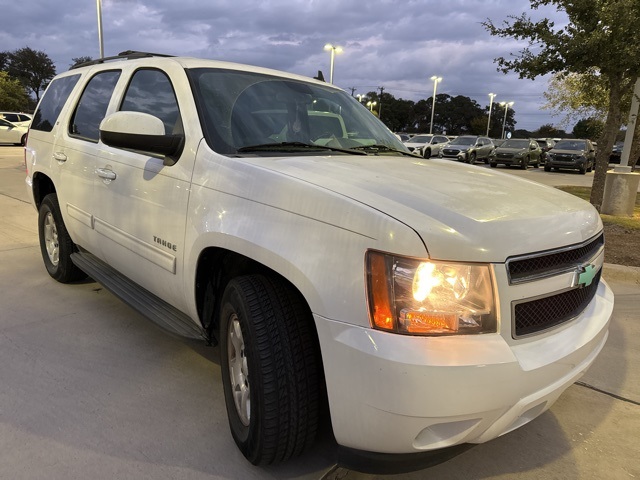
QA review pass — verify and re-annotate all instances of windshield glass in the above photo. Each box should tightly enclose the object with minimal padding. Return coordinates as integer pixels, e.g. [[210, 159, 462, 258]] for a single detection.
[[452, 136, 477, 146], [554, 140, 586, 150], [502, 139, 529, 148], [408, 135, 432, 144], [187, 68, 408, 155]]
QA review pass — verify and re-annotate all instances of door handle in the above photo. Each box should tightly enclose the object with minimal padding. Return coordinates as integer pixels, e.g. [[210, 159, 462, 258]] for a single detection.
[[53, 152, 67, 163], [96, 168, 117, 181]]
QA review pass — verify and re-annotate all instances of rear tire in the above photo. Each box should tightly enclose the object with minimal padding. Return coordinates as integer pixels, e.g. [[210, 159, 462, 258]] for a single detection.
[[219, 275, 320, 465], [38, 194, 86, 283]]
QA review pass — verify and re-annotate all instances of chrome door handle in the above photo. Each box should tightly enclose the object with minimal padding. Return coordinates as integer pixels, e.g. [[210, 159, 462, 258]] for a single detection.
[[96, 168, 117, 180], [53, 152, 67, 163]]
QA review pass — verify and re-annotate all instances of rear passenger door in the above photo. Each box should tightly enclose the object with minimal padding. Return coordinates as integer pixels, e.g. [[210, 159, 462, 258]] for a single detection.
[[93, 66, 196, 312], [51, 70, 121, 256]]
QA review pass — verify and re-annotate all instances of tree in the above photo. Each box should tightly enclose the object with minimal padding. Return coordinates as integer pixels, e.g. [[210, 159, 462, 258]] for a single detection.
[[573, 117, 604, 140], [6, 47, 56, 103], [483, 0, 640, 210], [0, 51, 9, 71], [535, 123, 565, 138], [544, 70, 639, 168], [71, 56, 93, 68], [0, 71, 30, 111]]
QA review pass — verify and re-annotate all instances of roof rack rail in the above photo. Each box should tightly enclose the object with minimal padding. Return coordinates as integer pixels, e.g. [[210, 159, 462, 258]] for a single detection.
[[70, 51, 175, 70]]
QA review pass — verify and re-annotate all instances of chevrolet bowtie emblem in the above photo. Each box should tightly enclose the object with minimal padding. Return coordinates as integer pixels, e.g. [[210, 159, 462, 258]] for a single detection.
[[576, 264, 598, 288]]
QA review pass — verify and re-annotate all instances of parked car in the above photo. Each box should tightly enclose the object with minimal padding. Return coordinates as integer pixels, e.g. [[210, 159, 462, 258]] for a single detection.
[[544, 139, 596, 174], [439, 135, 494, 163], [489, 138, 542, 169], [535, 138, 556, 165], [0, 112, 33, 128], [25, 50, 613, 473], [404, 134, 449, 158], [609, 141, 623, 164], [0, 118, 28, 145]]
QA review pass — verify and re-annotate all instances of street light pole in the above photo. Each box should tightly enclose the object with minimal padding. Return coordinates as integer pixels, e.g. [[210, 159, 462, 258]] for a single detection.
[[324, 44, 343, 84], [96, 0, 104, 59], [366, 101, 377, 112], [486, 93, 496, 137], [500, 101, 514, 139], [429, 76, 442, 134]]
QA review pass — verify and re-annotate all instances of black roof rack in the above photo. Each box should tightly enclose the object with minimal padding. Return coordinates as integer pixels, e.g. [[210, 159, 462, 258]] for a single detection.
[[70, 50, 175, 70]]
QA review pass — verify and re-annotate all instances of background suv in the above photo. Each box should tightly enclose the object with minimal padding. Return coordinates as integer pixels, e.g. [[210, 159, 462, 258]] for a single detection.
[[403, 134, 449, 158], [439, 135, 494, 163], [544, 139, 596, 174], [489, 138, 542, 169]]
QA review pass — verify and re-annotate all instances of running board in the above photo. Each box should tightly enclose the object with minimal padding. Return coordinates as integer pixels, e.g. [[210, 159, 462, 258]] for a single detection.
[[71, 251, 207, 341]]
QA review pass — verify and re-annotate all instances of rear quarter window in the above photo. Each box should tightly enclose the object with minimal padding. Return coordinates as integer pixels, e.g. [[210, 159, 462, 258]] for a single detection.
[[31, 75, 81, 132]]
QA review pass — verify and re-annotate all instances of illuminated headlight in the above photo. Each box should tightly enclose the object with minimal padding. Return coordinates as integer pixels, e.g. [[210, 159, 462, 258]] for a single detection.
[[366, 251, 497, 335]]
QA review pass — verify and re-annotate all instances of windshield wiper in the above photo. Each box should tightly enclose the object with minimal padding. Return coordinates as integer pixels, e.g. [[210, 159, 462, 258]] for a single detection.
[[350, 144, 420, 157], [237, 142, 366, 155]]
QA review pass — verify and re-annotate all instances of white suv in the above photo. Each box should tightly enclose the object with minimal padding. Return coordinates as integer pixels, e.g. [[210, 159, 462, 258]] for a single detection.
[[24, 51, 613, 473]]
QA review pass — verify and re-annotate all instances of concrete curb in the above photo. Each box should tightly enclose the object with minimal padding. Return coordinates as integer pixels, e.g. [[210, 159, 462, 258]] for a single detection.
[[603, 263, 640, 285]]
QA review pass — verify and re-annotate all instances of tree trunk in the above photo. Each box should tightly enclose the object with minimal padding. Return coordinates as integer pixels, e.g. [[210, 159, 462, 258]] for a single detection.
[[590, 77, 624, 209], [630, 116, 640, 170]]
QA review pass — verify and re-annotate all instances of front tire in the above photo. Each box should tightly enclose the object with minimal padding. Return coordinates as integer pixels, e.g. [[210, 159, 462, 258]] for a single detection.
[[423, 148, 431, 159], [38, 194, 86, 283], [220, 275, 320, 465], [468, 152, 476, 164]]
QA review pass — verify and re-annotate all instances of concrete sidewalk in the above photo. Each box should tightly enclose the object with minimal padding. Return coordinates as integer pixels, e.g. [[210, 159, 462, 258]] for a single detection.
[[1, 168, 638, 479]]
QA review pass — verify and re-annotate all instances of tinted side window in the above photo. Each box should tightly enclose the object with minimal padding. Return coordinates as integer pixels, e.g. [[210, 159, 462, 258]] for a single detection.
[[70, 70, 121, 142], [120, 69, 180, 134], [3, 113, 18, 122], [31, 74, 81, 132]]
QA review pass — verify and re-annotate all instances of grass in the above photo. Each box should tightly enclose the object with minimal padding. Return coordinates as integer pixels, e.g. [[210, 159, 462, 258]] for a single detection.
[[556, 185, 640, 230]]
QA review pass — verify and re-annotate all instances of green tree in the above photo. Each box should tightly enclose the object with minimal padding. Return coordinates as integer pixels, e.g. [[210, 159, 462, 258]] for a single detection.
[[0, 51, 9, 71], [0, 71, 30, 111], [544, 70, 639, 168], [573, 117, 604, 140], [7, 47, 56, 103], [534, 123, 566, 138], [70, 56, 93, 68], [483, 0, 640, 209]]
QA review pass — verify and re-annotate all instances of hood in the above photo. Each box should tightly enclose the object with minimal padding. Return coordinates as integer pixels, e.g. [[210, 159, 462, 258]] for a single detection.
[[495, 147, 527, 154], [550, 148, 586, 155], [244, 154, 602, 263]]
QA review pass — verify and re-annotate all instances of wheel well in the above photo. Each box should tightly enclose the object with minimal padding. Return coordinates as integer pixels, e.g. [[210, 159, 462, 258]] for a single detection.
[[32, 172, 56, 209], [195, 248, 314, 343]]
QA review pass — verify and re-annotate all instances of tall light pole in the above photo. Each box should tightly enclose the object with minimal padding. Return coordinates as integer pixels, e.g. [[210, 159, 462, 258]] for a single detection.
[[500, 101, 514, 139], [324, 44, 343, 84], [356, 94, 365, 103], [486, 93, 496, 137], [429, 76, 442, 134], [366, 101, 377, 112], [96, 0, 104, 59]]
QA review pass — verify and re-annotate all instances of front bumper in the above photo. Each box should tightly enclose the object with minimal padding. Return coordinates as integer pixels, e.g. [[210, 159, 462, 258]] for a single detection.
[[314, 279, 613, 456]]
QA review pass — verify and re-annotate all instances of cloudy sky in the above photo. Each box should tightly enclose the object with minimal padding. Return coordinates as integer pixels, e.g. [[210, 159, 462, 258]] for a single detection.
[[1, 0, 569, 131]]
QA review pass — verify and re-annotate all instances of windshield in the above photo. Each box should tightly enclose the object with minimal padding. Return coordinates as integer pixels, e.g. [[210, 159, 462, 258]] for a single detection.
[[452, 136, 477, 146], [408, 135, 432, 144], [187, 68, 408, 155], [554, 140, 586, 150], [502, 139, 529, 148]]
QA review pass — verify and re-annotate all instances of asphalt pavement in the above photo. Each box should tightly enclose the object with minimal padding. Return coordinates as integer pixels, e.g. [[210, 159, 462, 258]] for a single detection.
[[1, 145, 638, 479]]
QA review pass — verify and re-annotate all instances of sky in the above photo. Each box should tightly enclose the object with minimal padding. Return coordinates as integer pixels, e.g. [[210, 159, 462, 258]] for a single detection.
[[0, 0, 570, 132]]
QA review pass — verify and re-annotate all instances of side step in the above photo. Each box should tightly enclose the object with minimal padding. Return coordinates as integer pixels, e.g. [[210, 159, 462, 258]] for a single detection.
[[71, 251, 207, 341]]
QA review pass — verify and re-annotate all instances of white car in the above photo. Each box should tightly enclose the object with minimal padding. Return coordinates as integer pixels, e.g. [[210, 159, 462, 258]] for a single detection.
[[0, 112, 32, 128], [403, 133, 449, 158], [0, 118, 28, 145], [25, 51, 613, 474]]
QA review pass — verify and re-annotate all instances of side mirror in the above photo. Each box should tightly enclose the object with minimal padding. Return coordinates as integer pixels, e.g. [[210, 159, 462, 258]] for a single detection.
[[100, 111, 184, 165]]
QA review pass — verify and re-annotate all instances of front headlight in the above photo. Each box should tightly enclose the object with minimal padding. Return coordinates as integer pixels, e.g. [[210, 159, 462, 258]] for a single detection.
[[366, 251, 497, 336]]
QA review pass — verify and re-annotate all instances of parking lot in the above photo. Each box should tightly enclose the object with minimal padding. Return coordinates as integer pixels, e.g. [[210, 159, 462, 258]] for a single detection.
[[1, 145, 639, 479]]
